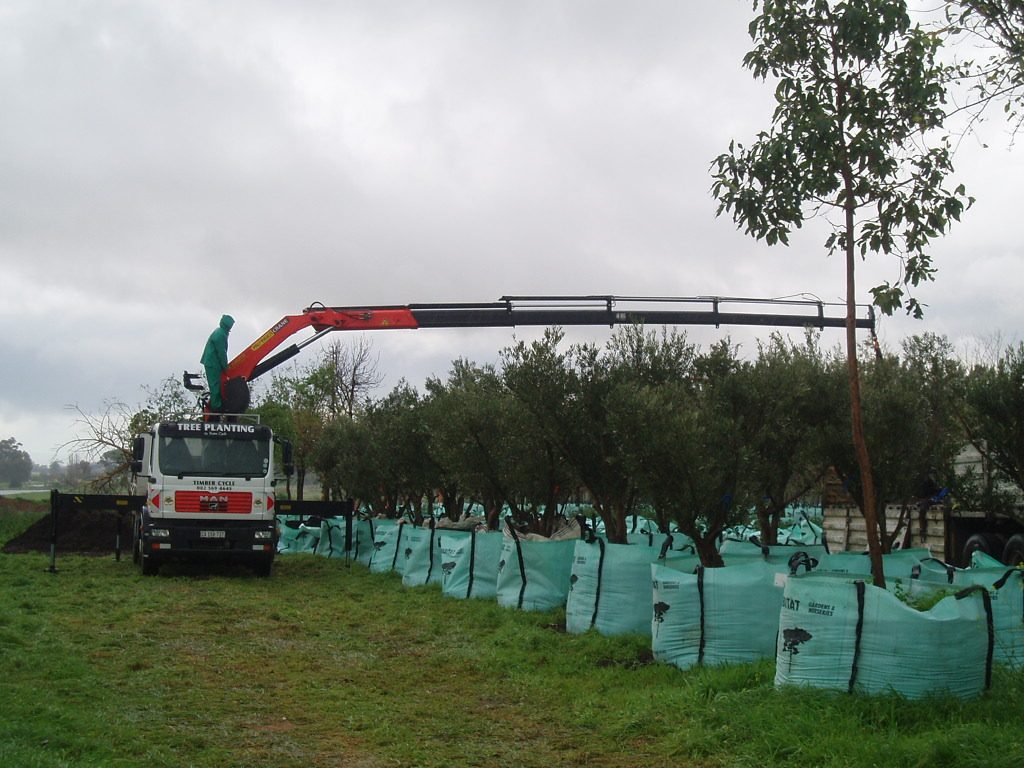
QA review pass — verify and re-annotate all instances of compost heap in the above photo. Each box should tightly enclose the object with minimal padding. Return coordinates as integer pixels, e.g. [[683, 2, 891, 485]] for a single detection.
[[2, 497, 123, 554]]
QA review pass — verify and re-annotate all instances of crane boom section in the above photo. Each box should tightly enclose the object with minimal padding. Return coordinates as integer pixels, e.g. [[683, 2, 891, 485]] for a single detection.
[[224, 295, 873, 384]]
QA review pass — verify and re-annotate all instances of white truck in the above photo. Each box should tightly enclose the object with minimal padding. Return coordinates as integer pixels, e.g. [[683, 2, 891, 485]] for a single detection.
[[129, 420, 291, 576]]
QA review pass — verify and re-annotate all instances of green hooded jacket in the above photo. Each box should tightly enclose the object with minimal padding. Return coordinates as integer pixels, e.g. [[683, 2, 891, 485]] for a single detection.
[[201, 315, 234, 410], [201, 314, 235, 371]]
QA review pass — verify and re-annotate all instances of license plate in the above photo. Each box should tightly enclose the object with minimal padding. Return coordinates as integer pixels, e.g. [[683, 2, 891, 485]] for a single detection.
[[200, 530, 226, 539]]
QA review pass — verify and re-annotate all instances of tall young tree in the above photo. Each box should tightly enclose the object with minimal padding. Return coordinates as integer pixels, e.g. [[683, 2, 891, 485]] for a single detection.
[[712, 0, 971, 586]]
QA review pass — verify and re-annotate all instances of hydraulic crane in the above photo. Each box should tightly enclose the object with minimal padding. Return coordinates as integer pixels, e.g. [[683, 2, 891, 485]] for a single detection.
[[193, 294, 875, 415]]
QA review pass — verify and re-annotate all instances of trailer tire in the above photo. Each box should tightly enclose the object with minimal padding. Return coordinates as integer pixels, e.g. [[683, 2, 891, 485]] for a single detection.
[[1002, 534, 1024, 567], [251, 558, 273, 578], [961, 532, 1005, 565]]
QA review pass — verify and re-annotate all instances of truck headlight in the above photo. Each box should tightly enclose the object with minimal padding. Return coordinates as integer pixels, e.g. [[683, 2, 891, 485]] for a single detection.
[[254, 530, 273, 540], [150, 528, 171, 538]]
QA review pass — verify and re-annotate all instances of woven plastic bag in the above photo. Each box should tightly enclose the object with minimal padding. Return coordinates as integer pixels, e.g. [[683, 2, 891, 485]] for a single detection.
[[440, 530, 504, 600], [775, 574, 994, 699], [496, 528, 577, 611], [651, 559, 812, 669], [566, 538, 699, 636]]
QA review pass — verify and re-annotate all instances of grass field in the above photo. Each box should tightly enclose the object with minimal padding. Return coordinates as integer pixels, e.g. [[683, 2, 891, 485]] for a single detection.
[[2, 506, 1022, 768]]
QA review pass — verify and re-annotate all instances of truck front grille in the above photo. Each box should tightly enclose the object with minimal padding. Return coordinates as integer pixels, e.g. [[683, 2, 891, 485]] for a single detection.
[[174, 491, 254, 514]]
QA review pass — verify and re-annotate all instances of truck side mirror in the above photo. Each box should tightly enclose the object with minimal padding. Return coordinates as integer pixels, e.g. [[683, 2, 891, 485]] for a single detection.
[[130, 436, 145, 474], [283, 443, 294, 478], [275, 437, 295, 478]]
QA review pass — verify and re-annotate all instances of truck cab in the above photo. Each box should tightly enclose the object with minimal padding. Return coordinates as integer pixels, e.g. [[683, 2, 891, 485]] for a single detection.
[[131, 420, 288, 575]]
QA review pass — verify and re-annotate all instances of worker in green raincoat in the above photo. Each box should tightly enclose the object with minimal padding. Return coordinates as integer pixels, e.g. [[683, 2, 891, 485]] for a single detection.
[[201, 314, 234, 412]]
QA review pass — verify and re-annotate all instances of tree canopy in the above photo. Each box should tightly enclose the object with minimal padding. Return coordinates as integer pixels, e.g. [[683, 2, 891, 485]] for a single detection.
[[0, 438, 33, 488]]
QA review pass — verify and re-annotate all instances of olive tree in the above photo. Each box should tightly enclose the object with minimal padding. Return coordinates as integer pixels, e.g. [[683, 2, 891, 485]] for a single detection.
[[712, 0, 971, 586], [962, 342, 1024, 518], [611, 341, 756, 566], [424, 360, 573, 533], [743, 332, 838, 544], [258, 367, 325, 500], [502, 326, 696, 543], [501, 329, 635, 541], [822, 336, 966, 552]]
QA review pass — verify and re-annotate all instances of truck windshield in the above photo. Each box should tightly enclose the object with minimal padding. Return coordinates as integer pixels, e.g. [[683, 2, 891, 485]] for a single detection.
[[158, 436, 270, 478]]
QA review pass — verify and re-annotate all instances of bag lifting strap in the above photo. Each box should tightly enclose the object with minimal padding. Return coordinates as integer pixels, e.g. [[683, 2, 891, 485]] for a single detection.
[[506, 517, 528, 610], [589, 537, 607, 630], [466, 529, 477, 598], [848, 581, 866, 694], [696, 566, 706, 666]]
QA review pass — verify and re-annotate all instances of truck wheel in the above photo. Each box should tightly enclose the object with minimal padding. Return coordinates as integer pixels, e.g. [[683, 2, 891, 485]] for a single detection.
[[1002, 534, 1024, 567], [962, 533, 1005, 566], [251, 559, 273, 578], [141, 555, 160, 576], [131, 513, 142, 565]]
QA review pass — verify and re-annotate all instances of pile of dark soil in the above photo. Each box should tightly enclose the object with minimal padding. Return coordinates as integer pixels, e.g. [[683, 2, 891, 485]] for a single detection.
[[2, 498, 126, 554]]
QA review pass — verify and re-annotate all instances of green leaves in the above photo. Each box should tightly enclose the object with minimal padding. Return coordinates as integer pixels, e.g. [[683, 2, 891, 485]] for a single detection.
[[712, 0, 970, 319]]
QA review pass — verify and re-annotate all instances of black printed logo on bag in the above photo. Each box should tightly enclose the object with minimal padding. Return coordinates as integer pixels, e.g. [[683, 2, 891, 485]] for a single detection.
[[653, 602, 670, 623], [782, 627, 813, 654]]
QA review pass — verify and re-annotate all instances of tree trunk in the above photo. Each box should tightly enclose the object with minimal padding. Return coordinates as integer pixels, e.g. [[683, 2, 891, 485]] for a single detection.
[[844, 196, 886, 588], [693, 533, 724, 568], [756, 501, 780, 545]]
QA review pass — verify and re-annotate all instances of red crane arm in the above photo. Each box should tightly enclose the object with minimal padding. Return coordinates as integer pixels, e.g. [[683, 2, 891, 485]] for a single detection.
[[224, 305, 420, 383]]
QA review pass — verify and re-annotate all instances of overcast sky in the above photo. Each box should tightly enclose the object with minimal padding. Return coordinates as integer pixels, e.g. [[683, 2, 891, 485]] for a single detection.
[[1, 1, 1021, 464]]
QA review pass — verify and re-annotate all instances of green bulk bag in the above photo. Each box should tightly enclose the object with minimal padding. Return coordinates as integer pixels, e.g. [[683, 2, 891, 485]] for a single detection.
[[909, 566, 1024, 669], [391, 525, 430, 577], [440, 530, 504, 600], [651, 559, 809, 670], [991, 569, 1024, 668], [815, 548, 930, 578], [777, 517, 823, 546], [351, 518, 387, 567], [401, 523, 439, 587], [971, 550, 1004, 569], [369, 521, 412, 574], [496, 529, 578, 612], [275, 515, 304, 553], [313, 517, 351, 559], [626, 531, 696, 551], [566, 538, 699, 636], [775, 575, 994, 699], [719, 539, 828, 567], [276, 517, 321, 554], [403, 527, 474, 587]]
